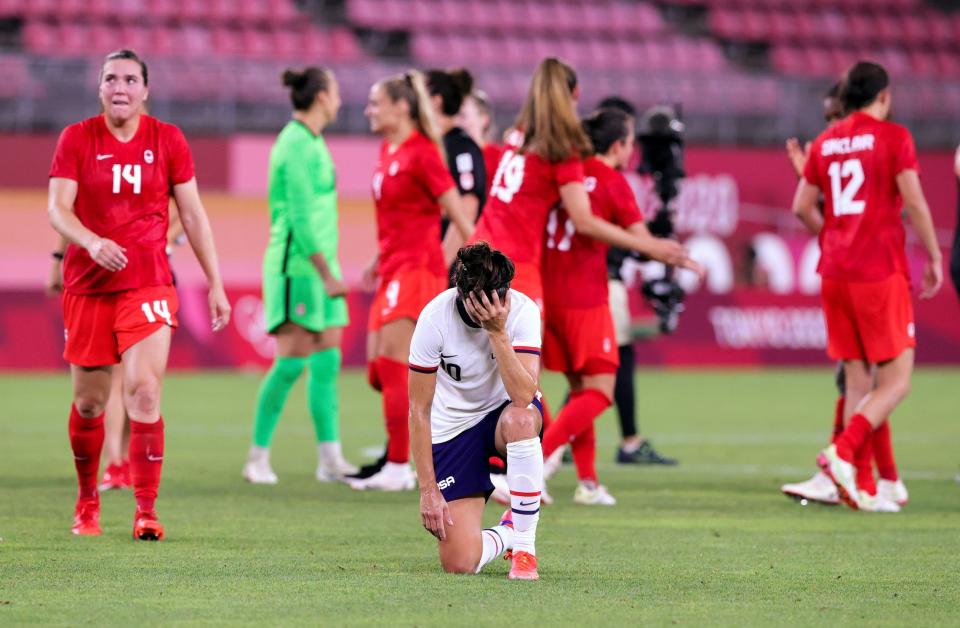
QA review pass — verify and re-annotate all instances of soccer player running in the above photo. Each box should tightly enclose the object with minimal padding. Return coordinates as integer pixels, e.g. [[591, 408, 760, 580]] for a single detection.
[[793, 61, 943, 511], [351, 71, 474, 491], [242, 67, 357, 485], [409, 242, 544, 580], [782, 83, 907, 509], [48, 49, 230, 538], [541, 108, 701, 505], [425, 68, 487, 236]]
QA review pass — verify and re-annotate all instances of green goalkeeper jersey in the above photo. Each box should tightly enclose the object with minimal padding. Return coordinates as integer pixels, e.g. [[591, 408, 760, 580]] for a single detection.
[[263, 120, 341, 280]]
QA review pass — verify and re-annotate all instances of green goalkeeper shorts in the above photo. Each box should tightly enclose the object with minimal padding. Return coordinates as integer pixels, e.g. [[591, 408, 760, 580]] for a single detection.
[[263, 274, 349, 334]]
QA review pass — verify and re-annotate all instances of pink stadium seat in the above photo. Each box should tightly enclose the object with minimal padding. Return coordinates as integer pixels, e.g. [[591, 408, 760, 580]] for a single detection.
[[240, 28, 273, 60], [21, 20, 57, 54], [269, 0, 301, 26], [21, 0, 57, 19], [300, 27, 330, 62], [213, 27, 243, 57], [331, 27, 365, 63]]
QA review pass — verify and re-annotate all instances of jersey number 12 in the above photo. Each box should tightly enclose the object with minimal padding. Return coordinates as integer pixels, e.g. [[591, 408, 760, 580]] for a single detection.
[[828, 159, 865, 216], [112, 164, 142, 194]]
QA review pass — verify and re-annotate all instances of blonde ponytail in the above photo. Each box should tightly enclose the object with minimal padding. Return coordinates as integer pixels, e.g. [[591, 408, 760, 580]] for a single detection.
[[515, 58, 591, 162], [378, 70, 446, 158]]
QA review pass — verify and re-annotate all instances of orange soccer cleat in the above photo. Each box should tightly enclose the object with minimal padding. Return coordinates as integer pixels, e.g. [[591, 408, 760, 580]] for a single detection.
[[133, 510, 165, 541], [71, 497, 102, 536], [508, 550, 539, 581], [99, 460, 131, 491]]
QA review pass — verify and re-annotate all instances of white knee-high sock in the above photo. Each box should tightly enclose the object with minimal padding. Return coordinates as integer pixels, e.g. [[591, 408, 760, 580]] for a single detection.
[[506, 437, 542, 556], [475, 524, 514, 573]]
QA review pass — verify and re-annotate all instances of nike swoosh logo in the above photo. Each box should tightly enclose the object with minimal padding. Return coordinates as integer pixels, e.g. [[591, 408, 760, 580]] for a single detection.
[[73, 456, 87, 461], [440, 354, 457, 359], [519, 500, 537, 507], [146, 454, 163, 462], [96, 154, 113, 160]]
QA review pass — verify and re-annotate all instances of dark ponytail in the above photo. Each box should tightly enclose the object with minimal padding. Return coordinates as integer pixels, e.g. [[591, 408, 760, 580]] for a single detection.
[[282, 67, 331, 111], [840, 61, 889, 111], [582, 107, 632, 156], [426, 67, 474, 116], [453, 242, 515, 302]]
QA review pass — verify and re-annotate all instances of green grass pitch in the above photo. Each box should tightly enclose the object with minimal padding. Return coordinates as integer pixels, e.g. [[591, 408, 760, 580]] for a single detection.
[[1, 368, 958, 626]]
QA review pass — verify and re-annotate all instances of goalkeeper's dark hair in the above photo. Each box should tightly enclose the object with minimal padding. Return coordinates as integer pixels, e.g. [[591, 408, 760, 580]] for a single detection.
[[453, 242, 515, 302], [282, 66, 332, 111], [582, 107, 632, 155], [100, 49, 148, 86], [840, 61, 889, 111]]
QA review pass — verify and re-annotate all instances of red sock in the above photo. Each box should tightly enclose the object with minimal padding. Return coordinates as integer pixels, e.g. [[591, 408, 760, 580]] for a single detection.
[[831, 396, 845, 443], [541, 389, 611, 458], [570, 424, 597, 483], [377, 357, 409, 463], [129, 418, 164, 514], [855, 436, 876, 496], [367, 360, 382, 392], [871, 419, 898, 481], [834, 413, 873, 462], [539, 395, 553, 433], [68, 405, 104, 500]]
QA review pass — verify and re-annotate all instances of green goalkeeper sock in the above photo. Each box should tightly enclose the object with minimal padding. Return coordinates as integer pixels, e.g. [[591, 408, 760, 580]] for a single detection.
[[252, 356, 306, 448], [307, 347, 342, 443]]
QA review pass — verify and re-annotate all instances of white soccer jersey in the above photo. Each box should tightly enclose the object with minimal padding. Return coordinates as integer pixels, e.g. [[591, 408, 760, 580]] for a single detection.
[[408, 288, 542, 444]]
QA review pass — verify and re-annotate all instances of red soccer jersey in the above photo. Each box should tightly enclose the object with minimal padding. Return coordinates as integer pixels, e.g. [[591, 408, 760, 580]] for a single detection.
[[482, 143, 503, 195], [49, 114, 195, 295], [803, 111, 918, 282], [543, 158, 644, 308], [372, 131, 454, 279], [473, 147, 583, 265]]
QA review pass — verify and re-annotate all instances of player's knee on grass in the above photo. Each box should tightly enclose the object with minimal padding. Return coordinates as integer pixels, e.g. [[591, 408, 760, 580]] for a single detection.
[[440, 555, 478, 575], [499, 406, 539, 443], [124, 378, 162, 421]]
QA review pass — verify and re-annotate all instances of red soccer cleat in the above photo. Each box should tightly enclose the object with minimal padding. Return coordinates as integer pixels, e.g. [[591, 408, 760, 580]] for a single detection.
[[133, 510, 165, 541], [71, 497, 101, 536], [508, 550, 539, 581], [99, 460, 131, 491]]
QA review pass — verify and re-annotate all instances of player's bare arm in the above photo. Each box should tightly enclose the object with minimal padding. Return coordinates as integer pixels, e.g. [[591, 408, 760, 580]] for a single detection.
[[785, 137, 811, 178], [48, 177, 128, 272], [625, 222, 705, 278], [309, 252, 348, 297], [896, 169, 943, 298], [791, 179, 823, 235], [440, 188, 475, 267], [464, 291, 539, 407], [45, 234, 69, 296], [172, 177, 232, 330], [409, 370, 452, 540]]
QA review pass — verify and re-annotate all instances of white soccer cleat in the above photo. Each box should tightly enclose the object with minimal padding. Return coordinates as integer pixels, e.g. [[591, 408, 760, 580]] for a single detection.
[[877, 479, 909, 506], [543, 445, 566, 481], [540, 482, 554, 506], [573, 482, 617, 506], [242, 446, 278, 485], [316, 442, 359, 482], [817, 445, 861, 510], [490, 473, 510, 505], [347, 462, 416, 491], [858, 491, 901, 513], [781, 471, 840, 505]]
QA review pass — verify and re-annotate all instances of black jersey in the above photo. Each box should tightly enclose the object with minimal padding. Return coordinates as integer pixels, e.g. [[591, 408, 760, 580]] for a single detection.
[[440, 127, 486, 239]]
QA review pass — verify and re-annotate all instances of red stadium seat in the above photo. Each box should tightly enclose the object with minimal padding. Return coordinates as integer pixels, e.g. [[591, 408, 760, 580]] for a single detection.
[[21, 20, 58, 54], [213, 27, 243, 57]]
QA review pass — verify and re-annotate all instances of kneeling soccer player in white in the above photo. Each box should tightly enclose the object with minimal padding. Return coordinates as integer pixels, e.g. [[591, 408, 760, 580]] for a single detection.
[[409, 242, 544, 580]]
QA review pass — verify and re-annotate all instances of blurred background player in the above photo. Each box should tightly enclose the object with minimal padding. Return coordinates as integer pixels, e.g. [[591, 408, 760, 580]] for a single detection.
[[782, 81, 907, 509], [48, 49, 230, 539], [350, 70, 474, 491], [596, 95, 680, 466], [457, 88, 502, 197], [952, 144, 960, 299], [242, 67, 357, 485], [426, 68, 487, 238], [540, 107, 701, 505], [409, 243, 544, 580], [793, 61, 943, 511]]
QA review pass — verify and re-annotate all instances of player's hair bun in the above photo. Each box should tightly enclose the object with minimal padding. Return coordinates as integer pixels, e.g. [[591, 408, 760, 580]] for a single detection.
[[454, 242, 515, 302], [282, 69, 307, 88], [426, 68, 474, 116], [281, 67, 332, 111], [840, 61, 889, 111]]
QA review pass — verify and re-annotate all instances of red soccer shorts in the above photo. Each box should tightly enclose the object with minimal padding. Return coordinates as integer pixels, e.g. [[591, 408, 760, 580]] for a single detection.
[[368, 266, 446, 331], [820, 273, 916, 364], [511, 261, 544, 316], [62, 284, 179, 367], [543, 304, 619, 375]]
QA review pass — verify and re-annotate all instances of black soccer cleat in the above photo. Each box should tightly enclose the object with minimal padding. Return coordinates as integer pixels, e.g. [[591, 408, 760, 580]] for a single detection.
[[616, 441, 678, 465]]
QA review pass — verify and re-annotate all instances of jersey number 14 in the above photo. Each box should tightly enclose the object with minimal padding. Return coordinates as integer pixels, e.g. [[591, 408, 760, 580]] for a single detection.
[[112, 164, 142, 194], [828, 158, 865, 216]]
